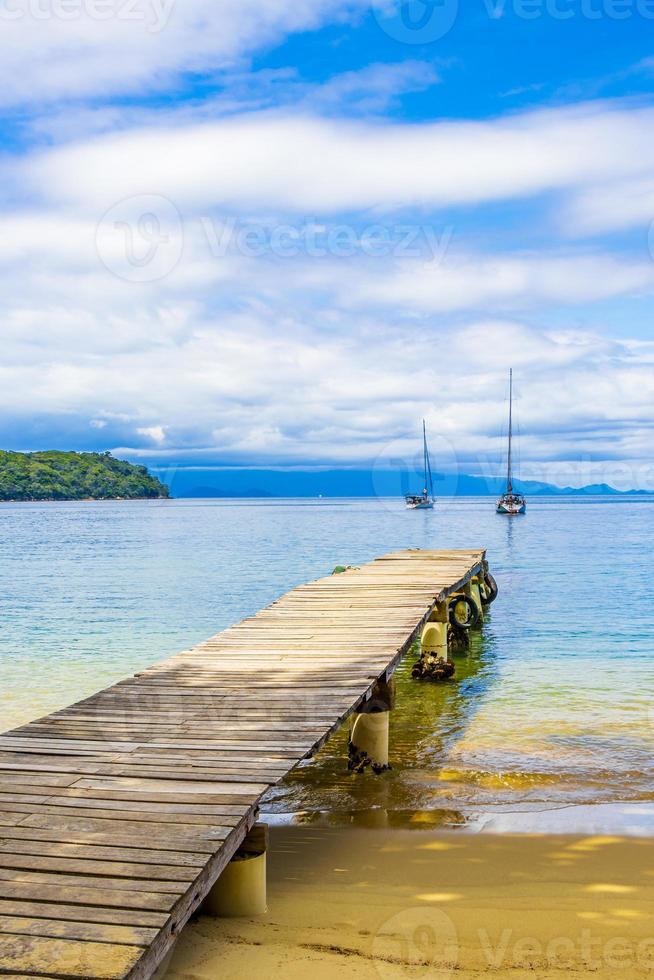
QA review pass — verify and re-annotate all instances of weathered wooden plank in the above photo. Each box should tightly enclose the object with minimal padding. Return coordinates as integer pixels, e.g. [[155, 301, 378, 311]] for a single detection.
[[0, 900, 167, 929], [19, 814, 234, 839], [0, 825, 219, 854], [0, 814, 21, 828], [0, 868, 184, 899], [0, 839, 206, 868], [0, 853, 198, 882], [2, 803, 245, 826], [0, 934, 141, 979], [0, 783, 269, 804], [0, 915, 157, 947], [0, 880, 175, 912], [0, 793, 259, 815]]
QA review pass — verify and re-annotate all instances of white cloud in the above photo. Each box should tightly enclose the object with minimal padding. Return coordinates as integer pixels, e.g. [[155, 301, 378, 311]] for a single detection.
[[302, 61, 441, 112], [21, 59, 442, 149], [0, 209, 650, 318], [565, 177, 654, 234], [0, 204, 654, 475], [0, 0, 370, 107], [0, 234, 652, 482], [344, 252, 654, 311], [25, 102, 654, 217], [137, 425, 166, 444]]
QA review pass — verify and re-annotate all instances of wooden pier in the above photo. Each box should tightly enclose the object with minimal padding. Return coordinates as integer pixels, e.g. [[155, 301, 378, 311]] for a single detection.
[[0, 548, 486, 979]]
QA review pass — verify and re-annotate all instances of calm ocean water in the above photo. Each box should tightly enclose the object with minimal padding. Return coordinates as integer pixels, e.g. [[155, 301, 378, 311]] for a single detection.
[[2, 496, 653, 819]]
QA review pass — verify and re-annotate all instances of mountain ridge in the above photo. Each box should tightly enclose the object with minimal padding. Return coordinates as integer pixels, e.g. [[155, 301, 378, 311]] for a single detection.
[[158, 468, 649, 498]]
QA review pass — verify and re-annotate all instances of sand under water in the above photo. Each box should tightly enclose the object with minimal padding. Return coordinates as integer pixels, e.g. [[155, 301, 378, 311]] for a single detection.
[[165, 824, 654, 979]]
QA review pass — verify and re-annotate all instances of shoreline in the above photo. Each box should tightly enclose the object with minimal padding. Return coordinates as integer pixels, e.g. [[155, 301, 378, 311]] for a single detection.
[[2, 493, 653, 502], [261, 801, 654, 838], [0, 495, 171, 502]]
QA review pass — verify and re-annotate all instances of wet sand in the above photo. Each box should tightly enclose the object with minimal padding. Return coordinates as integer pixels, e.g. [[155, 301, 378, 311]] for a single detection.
[[165, 825, 654, 979]]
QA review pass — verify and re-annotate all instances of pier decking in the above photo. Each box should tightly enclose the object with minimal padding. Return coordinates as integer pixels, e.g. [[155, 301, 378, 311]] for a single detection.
[[0, 548, 485, 979]]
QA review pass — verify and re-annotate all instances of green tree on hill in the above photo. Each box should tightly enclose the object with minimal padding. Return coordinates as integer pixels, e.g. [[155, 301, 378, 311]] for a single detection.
[[0, 451, 170, 501]]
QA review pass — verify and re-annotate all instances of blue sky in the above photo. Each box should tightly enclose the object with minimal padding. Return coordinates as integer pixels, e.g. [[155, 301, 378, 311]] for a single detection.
[[1, 0, 653, 489]]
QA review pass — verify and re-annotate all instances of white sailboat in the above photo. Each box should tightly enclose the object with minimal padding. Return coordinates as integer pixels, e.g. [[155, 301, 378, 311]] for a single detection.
[[497, 369, 526, 515], [405, 420, 435, 510]]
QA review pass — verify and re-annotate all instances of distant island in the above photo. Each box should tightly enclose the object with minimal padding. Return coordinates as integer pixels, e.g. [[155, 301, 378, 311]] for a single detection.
[[0, 451, 170, 501]]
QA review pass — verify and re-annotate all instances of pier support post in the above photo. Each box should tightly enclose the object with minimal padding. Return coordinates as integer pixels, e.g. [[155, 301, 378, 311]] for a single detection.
[[465, 576, 484, 624], [348, 677, 395, 774], [412, 602, 456, 680], [203, 824, 268, 917], [421, 601, 449, 659]]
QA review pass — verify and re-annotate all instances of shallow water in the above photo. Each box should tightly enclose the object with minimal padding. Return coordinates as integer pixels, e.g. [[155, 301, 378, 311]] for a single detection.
[[165, 825, 654, 980], [1, 496, 653, 816]]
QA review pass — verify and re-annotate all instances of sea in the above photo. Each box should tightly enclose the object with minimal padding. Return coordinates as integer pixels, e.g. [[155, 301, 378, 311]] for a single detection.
[[2, 495, 653, 828]]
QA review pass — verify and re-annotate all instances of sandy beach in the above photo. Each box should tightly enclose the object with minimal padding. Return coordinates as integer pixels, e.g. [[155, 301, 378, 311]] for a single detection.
[[165, 824, 654, 979]]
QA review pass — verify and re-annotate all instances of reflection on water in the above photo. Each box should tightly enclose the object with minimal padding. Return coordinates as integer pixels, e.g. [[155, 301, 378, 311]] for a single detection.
[[2, 495, 654, 814]]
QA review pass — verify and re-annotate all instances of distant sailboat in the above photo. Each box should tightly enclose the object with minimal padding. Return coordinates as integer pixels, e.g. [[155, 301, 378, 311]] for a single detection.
[[405, 420, 435, 510], [497, 369, 526, 516]]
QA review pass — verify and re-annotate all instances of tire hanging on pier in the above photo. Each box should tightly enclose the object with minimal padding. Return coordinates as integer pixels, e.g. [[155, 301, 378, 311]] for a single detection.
[[449, 593, 480, 630], [482, 572, 498, 605]]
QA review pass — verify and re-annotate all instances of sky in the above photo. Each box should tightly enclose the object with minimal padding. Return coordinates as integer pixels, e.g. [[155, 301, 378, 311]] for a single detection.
[[2, 0, 654, 490]]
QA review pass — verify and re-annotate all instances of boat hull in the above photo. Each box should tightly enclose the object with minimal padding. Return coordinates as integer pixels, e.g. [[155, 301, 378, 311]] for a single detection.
[[406, 500, 434, 510], [497, 499, 526, 515]]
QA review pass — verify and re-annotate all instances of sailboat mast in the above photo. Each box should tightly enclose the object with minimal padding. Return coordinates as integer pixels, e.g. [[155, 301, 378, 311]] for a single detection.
[[422, 420, 434, 498], [507, 369, 513, 494]]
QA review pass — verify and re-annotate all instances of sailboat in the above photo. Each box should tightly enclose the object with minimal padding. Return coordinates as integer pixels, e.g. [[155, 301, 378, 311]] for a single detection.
[[497, 369, 526, 515], [405, 420, 435, 510]]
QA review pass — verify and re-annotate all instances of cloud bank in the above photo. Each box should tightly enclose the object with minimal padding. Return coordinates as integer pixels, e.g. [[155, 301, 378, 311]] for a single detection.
[[1, 6, 653, 488]]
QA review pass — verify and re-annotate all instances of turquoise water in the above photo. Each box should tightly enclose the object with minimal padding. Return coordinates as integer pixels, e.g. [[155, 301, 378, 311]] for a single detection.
[[1, 496, 653, 816]]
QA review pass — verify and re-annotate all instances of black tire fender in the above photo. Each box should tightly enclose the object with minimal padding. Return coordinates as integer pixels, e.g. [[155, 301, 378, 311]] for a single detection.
[[483, 572, 499, 605], [448, 593, 481, 630]]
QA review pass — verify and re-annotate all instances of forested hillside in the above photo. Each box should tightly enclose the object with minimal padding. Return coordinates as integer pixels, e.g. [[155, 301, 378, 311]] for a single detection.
[[0, 451, 170, 500]]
